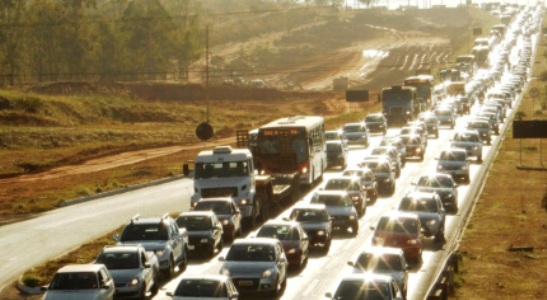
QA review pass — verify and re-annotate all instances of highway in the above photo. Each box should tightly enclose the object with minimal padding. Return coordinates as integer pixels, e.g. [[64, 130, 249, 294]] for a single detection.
[[0, 4, 539, 299]]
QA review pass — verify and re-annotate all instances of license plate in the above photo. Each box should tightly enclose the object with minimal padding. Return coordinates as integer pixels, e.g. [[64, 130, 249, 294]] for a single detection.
[[239, 280, 253, 286], [188, 245, 195, 250]]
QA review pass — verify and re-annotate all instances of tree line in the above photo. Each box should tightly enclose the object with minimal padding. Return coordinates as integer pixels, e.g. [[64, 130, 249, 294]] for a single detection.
[[0, 0, 378, 86]]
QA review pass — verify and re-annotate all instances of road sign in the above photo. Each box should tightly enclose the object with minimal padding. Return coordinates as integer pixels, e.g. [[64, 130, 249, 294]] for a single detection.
[[529, 87, 539, 97], [196, 122, 214, 141]]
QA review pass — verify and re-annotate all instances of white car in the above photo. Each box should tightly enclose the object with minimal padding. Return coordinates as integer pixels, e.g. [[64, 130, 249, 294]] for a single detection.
[[42, 264, 115, 300]]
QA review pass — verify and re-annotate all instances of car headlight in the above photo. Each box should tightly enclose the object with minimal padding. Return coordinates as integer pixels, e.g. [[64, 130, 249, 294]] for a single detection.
[[239, 199, 248, 205], [129, 278, 139, 286], [317, 230, 326, 236], [155, 249, 165, 257], [407, 238, 420, 245], [262, 268, 274, 278], [349, 215, 356, 220], [437, 165, 443, 170], [191, 202, 197, 208], [222, 220, 229, 225], [461, 165, 468, 170], [473, 146, 479, 150], [200, 238, 210, 243], [383, 178, 391, 183], [287, 248, 297, 254], [427, 219, 437, 226], [373, 236, 384, 245], [415, 148, 422, 153], [220, 268, 230, 276]]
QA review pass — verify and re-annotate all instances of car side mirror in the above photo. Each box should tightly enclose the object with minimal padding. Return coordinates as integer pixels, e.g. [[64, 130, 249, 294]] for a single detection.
[[40, 286, 48, 292], [113, 234, 120, 242], [347, 261, 354, 267], [325, 292, 334, 298], [454, 183, 458, 188], [218, 256, 225, 262], [166, 291, 174, 297], [101, 281, 112, 289], [143, 262, 151, 268], [370, 225, 376, 230]]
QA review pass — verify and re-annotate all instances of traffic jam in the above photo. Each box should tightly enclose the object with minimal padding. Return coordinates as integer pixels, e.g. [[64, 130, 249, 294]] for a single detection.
[[40, 3, 543, 300]]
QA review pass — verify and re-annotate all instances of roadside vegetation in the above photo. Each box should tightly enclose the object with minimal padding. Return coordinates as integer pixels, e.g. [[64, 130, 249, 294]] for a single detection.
[[453, 13, 547, 300]]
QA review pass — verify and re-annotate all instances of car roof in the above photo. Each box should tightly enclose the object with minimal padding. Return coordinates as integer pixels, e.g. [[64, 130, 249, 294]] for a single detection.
[[56, 264, 105, 273], [442, 148, 467, 154], [178, 211, 216, 218], [339, 273, 395, 283], [292, 202, 327, 210], [380, 211, 420, 221], [100, 244, 142, 253], [232, 237, 280, 246], [314, 190, 349, 197], [196, 197, 236, 203], [357, 246, 405, 257], [403, 191, 439, 201], [419, 172, 453, 180], [261, 219, 300, 227], [177, 274, 232, 282]]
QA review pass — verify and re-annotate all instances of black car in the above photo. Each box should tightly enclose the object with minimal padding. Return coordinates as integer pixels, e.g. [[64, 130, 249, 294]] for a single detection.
[[413, 173, 459, 213], [363, 113, 388, 135], [418, 112, 440, 138], [467, 119, 492, 145], [176, 211, 224, 258], [360, 158, 396, 196], [400, 134, 426, 161], [310, 190, 359, 235], [326, 140, 348, 169], [289, 204, 333, 252]]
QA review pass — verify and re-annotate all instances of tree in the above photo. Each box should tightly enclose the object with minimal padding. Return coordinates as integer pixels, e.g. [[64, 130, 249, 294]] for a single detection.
[[358, 0, 379, 7], [0, 0, 26, 85]]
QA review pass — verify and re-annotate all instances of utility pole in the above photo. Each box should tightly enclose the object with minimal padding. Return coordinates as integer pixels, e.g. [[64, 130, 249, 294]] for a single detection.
[[205, 24, 210, 123]]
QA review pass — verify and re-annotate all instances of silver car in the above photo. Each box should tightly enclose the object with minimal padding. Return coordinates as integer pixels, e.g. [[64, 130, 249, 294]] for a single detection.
[[347, 246, 409, 299], [42, 264, 115, 300], [219, 237, 288, 297], [342, 122, 370, 147]]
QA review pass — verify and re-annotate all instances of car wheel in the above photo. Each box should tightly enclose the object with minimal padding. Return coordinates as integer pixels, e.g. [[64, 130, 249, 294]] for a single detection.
[[435, 131, 439, 139], [420, 154, 424, 161], [218, 239, 223, 252], [390, 183, 396, 196], [151, 279, 159, 296], [396, 167, 401, 178], [163, 257, 175, 279], [450, 122, 454, 129], [487, 139, 491, 145], [383, 129, 387, 135], [351, 222, 359, 236], [434, 226, 445, 243], [324, 238, 331, 253], [179, 251, 188, 272], [477, 155, 482, 163]]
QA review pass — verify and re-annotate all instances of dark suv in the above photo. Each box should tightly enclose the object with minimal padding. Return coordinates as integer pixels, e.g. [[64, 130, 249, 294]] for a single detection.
[[289, 204, 333, 252], [364, 113, 388, 135], [310, 190, 359, 236]]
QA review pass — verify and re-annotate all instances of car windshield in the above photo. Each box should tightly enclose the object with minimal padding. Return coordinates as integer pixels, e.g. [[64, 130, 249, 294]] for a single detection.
[[440, 151, 466, 161], [176, 216, 213, 231], [195, 201, 233, 215], [436, 110, 452, 116], [469, 122, 488, 128], [365, 115, 384, 122], [256, 225, 291, 240], [326, 143, 343, 153], [312, 195, 351, 207], [377, 217, 418, 233], [371, 148, 387, 156], [325, 132, 341, 140], [96, 252, 139, 270], [399, 198, 439, 213], [343, 124, 363, 133], [417, 176, 453, 188], [49, 272, 98, 290], [333, 280, 391, 300], [194, 161, 249, 179], [324, 179, 352, 191], [454, 134, 479, 142], [120, 223, 169, 241], [355, 253, 404, 272], [174, 279, 227, 297], [292, 209, 329, 222], [226, 244, 276, 262]]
